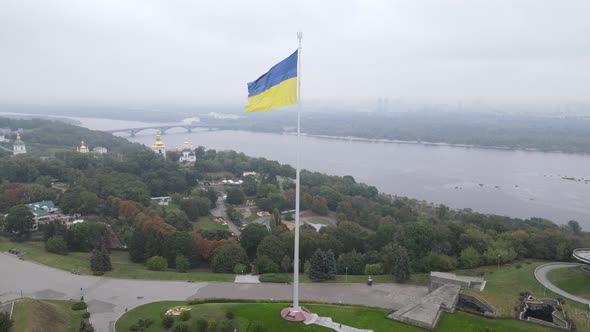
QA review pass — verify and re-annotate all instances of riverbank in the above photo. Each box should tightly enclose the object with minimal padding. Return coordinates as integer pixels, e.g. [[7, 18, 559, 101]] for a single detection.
[[284, 132, 580, 155]]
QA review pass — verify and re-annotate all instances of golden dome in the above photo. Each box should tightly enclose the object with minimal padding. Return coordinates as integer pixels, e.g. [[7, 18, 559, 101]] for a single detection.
[[151, 130, 166, 149], [78, 140, 89, 153]]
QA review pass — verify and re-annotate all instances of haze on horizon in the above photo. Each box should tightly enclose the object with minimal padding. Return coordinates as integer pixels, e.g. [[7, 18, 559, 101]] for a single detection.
[[1, 0, 589, 105]]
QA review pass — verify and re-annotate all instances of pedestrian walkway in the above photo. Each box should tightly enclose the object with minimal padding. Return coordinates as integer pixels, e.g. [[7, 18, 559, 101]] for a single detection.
[[234, 274, 260, 283], [305, 313, 373, 332], [534, 263, 590, 305]]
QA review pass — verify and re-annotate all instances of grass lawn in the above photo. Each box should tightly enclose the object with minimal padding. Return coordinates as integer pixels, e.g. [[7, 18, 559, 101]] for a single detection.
[[438, 311, 558, 332], [547, 266, 590, 301], [461, 261, 590, 331], [0, 237, 234, 282], [115, 301, 424, 332], [192, 215, 230, 232], [11, 298, 89, 332], [1, 237, 422, 284]]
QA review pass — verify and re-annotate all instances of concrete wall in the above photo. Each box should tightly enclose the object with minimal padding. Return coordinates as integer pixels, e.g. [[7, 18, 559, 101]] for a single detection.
[[457, 294, 496, 317]]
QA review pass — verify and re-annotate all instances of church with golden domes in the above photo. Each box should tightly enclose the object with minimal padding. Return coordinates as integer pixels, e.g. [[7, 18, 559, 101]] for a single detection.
[[177, 137, 196, 163], [13, 133, 26, 155], [151, 130, 166, 157], [77, 140, 89, 153]]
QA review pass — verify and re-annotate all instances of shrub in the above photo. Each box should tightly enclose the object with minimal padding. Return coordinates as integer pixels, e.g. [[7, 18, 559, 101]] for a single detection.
[[194, 318, 208, 331], [128, 325, 139, 331], [161, 316, 174, 329], [174, 324, 189, 332], [188, 299, 205, 305], [515, 263, 522, 269], [208, 319, 217, 330], [234, 263, 247, 274], [45, 235, 68, 255], [220, 319, 233, 332], [252, 324, 265, 332], [364, 263, 383, 275], [146, 256, 168, 271], [225, 311, 235, 320], [82, 312, 90, 319], [259, 273, 291, 283], [179, 310, 191, 321], [0, 312, 13, 332], [175, 255, 190, 273], [254, 255, 279, 274], [211, 244, 249, 273], [71, 302, 88, 311]]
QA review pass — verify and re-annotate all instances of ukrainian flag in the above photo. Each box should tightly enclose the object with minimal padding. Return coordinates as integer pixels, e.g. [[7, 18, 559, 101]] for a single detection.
[[245, 51, 298, 112]]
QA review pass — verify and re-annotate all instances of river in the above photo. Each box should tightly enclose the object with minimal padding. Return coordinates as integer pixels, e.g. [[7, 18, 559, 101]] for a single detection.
[[4, 113, 590, 228]]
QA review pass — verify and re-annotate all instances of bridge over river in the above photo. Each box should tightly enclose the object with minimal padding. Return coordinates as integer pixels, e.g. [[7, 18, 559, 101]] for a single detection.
[[105, 123, 215, 136]]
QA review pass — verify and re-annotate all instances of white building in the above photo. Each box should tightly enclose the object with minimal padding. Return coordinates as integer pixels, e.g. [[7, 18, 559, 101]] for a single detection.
[[93, 146, 108, 154], [178, 137, 196, 163], [13, 133, 26, 155]]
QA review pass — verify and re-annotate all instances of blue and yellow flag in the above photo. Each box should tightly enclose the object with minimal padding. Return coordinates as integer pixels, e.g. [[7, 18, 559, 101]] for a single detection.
[[245, 51, 298, 112]]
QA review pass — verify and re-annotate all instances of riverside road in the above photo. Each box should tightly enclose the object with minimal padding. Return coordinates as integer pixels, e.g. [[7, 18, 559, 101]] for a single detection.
[[0, 253, 427, 331]]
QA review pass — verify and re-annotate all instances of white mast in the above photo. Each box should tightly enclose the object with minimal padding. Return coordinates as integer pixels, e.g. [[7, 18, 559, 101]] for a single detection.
[[292, 30, 303, 312]]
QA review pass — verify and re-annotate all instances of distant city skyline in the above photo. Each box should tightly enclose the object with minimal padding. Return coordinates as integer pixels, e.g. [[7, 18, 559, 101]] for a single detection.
[[1, 0, 589, 104]]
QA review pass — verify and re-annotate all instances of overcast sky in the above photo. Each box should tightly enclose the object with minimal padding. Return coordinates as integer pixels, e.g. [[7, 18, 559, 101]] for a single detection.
[[1, 0, 589, 105]]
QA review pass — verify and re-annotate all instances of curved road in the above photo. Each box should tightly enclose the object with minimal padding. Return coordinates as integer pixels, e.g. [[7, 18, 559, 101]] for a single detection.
[[0, 253, 427, 332], [534, 263, 590, 305]]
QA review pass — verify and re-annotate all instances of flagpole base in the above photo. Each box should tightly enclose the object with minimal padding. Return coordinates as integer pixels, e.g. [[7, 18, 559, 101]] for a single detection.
[[281, 306, 312, 322]]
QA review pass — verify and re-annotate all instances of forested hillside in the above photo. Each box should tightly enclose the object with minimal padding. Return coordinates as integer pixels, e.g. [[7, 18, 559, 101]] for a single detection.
[[1, 119, 588, 281]]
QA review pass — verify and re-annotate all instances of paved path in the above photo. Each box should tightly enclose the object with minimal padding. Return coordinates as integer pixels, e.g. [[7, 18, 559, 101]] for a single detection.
[[211, 196, 241, 236], [0, 253, 427, 332], [308, 315, 373, 332], [534, 263, 590, 305]]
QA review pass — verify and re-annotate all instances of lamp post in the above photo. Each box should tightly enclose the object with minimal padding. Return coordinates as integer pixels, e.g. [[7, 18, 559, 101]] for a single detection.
[[497, 255, 501, 269], [345, 267, 348, 282]]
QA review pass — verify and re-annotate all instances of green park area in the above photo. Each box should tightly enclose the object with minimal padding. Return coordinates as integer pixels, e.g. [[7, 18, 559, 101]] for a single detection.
[[547, 266, 590, 301], [10, 298, 90, 332], [0, 236, 426, 284], [0, 237, 235, 282], [116, 300, 562, 332], [461, 261, 590, 331]]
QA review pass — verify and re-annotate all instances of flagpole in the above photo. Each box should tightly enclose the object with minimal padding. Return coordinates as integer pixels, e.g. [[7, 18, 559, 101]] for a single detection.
[[293, 30, 303, 312]]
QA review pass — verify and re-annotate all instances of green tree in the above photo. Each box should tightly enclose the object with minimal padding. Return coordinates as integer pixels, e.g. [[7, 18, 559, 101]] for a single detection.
[[280, 255, 292, 272], [311, 195, 328, 215], [179, 198, 200, 220], [256, 235, 288, 264], [5, 204, 34, 239], [164, 232, 197, 268], [211, 244, 249, 273], [45, 235, 68, 255], [146, 256, 168, 271], [226, 187, 245, 205], [271, 208, 282, 226], [164, 209, 192, 231], [0, 312, 13, 332], [128, 230, 147, 263], [239, 224, 268, 258], [337, 249, 365, 275], [309, 248, 336, 282], [459, 246, 482, 269], [254, 255, 279, 274], [364, 263, 384, 275], [242, 175, 257, 196], [90, 243, 112, 273], [382, 243, 410, 282], [175, 255, 190, 273]]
